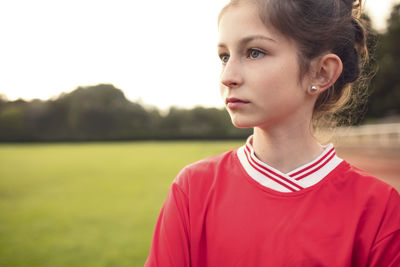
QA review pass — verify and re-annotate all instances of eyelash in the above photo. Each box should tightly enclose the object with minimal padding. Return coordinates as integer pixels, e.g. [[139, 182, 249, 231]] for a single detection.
[[219, 48, 266, 64]]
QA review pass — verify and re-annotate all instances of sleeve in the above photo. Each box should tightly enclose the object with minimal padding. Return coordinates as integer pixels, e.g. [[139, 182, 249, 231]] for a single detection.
[[145, 180, 191, 267], [367, 188, 400, 267]]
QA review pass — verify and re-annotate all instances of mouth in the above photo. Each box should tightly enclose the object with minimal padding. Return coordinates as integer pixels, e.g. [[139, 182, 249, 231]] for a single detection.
[[225, 97, 250, 109]]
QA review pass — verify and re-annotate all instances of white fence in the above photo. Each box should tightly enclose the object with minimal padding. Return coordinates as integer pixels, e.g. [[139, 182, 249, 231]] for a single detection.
[[333, 123, 400, 147]]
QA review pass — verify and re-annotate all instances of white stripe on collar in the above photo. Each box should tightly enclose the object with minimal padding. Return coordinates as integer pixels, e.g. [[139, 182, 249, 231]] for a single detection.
[[237, 136, 343, 193]]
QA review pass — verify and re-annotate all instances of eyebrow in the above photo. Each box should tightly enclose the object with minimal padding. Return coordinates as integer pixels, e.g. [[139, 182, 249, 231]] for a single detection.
[[217, 35, 276, 49]]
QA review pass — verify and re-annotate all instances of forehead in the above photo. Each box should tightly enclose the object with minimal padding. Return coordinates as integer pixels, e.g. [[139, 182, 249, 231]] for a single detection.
[[218, 3, 280, 44]]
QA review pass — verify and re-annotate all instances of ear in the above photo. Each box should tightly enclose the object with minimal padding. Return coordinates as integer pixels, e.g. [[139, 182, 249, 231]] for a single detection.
[[309, 53, 343, 94]]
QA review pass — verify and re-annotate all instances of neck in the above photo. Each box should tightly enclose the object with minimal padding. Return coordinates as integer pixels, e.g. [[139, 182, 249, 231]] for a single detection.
[[252, 123, 323, 174]]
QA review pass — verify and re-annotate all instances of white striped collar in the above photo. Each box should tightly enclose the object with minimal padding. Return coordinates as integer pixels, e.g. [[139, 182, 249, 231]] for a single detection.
[[237, 136, 343, 193]]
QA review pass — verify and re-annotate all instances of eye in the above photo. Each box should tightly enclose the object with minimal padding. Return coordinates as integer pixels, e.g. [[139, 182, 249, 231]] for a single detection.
[[248, 48, 265, 59], [219, 53, 230, 64]]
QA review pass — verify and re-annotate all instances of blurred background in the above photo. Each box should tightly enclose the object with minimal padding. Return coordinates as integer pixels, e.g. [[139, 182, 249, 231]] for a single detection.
[[0, 0, 399, 266]]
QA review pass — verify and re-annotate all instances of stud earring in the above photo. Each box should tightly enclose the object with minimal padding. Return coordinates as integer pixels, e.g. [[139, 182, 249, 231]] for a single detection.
[[310, 85, 318, 91]]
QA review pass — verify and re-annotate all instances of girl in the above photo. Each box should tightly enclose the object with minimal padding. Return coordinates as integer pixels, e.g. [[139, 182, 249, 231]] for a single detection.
[[145, 0, 400, 266]]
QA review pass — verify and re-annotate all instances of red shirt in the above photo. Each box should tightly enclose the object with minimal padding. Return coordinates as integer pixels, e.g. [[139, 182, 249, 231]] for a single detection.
[[145, 140, 400, 266]]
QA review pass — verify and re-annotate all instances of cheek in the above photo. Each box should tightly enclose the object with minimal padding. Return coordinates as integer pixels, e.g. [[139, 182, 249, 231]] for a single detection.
[[253, 74, 281, 96], [257, 66, 298, 92]]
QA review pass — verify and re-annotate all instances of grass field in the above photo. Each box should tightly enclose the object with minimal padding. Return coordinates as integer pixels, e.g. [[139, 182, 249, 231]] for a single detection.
[[0, 141, 242, 267], [1, 141, 399, 267]]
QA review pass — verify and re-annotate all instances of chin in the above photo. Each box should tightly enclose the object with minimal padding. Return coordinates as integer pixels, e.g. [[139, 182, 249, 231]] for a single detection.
[[230, 115, 257, 129]]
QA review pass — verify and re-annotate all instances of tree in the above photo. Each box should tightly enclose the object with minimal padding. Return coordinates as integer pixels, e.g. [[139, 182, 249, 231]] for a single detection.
[[0, 100, 28, 141], [367, 4, 400, 118]]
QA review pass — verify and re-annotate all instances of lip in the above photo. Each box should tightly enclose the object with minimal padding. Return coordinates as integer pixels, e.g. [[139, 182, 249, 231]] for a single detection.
[[225, 97, 250, 109]]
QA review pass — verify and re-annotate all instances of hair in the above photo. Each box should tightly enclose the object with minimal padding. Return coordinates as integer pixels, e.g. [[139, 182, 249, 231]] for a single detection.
[[218, 0, 371, 132]]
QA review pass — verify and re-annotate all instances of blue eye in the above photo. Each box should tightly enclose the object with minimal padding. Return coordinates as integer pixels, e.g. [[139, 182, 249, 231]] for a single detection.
[[248, 49, 265, 59]]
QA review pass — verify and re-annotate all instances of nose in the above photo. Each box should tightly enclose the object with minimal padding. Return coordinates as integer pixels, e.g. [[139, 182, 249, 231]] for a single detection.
[[220, 59, 243, 88]]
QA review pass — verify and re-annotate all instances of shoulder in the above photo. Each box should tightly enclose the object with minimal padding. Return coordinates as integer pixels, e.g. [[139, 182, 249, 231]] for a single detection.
[[329, 160, 400, 216], [332, 160, 397, 195], [326, 161, 400, 236], [334, 162, 400, 264], [173, 149, 239, 193], [184, 149, 237, 174]]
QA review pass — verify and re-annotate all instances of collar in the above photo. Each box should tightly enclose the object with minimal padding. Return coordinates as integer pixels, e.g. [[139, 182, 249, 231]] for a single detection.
[[237, 136, 343, 193]]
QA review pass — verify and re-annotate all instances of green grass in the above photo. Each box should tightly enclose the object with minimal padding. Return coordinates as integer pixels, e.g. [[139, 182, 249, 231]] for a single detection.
[[0, 141, 242, 267]]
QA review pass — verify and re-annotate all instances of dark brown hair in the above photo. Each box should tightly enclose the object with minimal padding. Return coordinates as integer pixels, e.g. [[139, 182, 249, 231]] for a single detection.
[[219, 0, 370, 129]]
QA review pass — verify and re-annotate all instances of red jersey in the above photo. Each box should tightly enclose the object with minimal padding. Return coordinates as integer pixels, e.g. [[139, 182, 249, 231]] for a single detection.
[[145, 138, 400, 266]]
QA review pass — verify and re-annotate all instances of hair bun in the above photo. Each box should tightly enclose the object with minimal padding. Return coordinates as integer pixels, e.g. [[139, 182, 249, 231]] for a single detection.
[[352, 18, 366, 52], [342, 0, 362, 17], [351, 0, 362, 18]]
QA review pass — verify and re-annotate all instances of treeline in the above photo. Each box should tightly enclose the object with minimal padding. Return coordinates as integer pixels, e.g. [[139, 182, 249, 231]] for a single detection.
[[367, 4, 400, 117], [0, 84, 251, 142], [1, 5, 400, 142]]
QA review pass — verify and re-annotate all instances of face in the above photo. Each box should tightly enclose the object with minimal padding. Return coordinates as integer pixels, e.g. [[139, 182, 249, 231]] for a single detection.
[[218, 3, 313, 130]]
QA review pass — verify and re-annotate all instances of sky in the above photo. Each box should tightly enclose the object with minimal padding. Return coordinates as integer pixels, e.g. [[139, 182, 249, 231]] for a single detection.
[[0, 0, 398, 110]]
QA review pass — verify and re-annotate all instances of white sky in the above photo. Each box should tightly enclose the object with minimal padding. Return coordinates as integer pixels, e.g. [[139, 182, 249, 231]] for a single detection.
[[0, 0, 398, 110]]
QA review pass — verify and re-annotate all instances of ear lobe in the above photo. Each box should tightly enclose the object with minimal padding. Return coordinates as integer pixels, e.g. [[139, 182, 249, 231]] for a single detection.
[[311, 54, 343, 93]]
